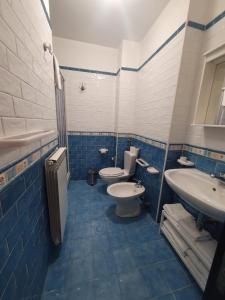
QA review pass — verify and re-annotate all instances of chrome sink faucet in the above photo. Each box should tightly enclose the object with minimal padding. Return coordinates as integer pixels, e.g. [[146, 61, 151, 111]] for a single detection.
[[135, 180, 142, 188], [211, 173, 225, 184]]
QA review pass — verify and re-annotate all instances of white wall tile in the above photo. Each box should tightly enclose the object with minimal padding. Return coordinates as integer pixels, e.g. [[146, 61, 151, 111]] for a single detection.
[[13, 97, 34, 118], [0, 66, 21, 97], [7, 49, 29, 83], [16, 38, 33, 69], [0, 118, 3, 136], [0, 16, 16, 53], [0, 92, 15, 117], [63, 70, 116, 132], [2, 116, 26, 135], [0, 0, 26, 43], [0, 0, 56, 167], [21, 81, 36, 103], [0, 40, 7, 69]]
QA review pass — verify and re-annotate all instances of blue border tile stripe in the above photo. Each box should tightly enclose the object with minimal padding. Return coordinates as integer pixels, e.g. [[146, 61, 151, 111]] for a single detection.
[[187, 21, 205, 31], [205, 9, 225, 30], [60, 65, 118, 76], [138, 22, 186, 71], [40, 0, 51, 29], [121, 67, 138, 72], [188, 9, 225, 31]]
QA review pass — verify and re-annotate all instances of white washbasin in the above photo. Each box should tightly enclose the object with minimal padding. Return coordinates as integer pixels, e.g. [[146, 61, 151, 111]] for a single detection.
[[164, 168, 225, 222]]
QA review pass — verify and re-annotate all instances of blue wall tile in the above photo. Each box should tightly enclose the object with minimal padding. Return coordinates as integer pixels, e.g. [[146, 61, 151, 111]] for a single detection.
[[0, 149, 55, 299], [68, 134, 166, 220], [131, 138, 166, 220], [0, 175, 26, 215], [69, 135, 116, 180]]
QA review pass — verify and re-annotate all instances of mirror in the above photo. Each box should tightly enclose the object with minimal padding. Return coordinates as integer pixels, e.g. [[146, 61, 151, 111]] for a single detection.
[[205, 61, 225, 125], [194, 43, 225, 127]]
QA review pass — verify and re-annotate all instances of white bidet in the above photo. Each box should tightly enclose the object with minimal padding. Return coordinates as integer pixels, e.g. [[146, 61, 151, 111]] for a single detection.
[[107, 182, 145, 217]]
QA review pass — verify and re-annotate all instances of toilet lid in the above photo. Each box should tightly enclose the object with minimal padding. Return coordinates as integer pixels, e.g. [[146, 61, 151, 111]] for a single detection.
[[100, 167, 124, 177]]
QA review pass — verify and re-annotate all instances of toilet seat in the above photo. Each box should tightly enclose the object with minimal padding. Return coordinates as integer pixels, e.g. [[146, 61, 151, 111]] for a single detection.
[[99, 167, 124, 177]]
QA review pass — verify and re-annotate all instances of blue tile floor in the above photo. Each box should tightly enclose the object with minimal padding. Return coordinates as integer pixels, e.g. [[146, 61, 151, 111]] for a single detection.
[[42, 180, 203, 300]]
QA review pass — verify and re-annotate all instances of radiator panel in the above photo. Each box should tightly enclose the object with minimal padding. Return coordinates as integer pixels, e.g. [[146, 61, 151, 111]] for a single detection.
[[45, 147, 68, 245]]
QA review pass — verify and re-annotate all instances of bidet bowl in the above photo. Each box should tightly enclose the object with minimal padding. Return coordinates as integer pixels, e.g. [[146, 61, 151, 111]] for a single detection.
[[107, 182, 145, 217]]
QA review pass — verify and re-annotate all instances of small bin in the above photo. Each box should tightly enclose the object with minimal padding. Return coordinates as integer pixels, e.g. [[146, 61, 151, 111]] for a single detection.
[[87, 168, 97, 186]]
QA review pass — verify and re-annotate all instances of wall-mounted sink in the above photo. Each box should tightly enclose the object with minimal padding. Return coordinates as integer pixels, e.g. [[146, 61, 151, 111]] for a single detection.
[[164, 168, 225, 222]]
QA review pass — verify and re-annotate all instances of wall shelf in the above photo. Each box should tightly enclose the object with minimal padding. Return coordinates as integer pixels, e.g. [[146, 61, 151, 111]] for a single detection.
[[0, 130, 57, 148]]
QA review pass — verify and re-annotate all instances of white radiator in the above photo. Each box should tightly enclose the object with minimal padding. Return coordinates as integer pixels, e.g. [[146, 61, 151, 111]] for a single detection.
[[45, 147, 68, 245]]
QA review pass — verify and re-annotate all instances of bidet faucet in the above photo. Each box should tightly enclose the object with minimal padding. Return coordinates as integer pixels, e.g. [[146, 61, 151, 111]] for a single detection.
[[135, 180, 142, 188], [211, 173, 225, 184]]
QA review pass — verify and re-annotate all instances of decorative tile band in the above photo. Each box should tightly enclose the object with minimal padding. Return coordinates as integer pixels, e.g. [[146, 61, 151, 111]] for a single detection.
[[169, 143, 225, 163], [68, 131, 116, 136], [0, 139, 58, 190], [183, 144, 225, 162], [68, 131, 167, 149], [130, 134, 167, 149], [168, 144, 183, 151], [40, 0, 51, 29]]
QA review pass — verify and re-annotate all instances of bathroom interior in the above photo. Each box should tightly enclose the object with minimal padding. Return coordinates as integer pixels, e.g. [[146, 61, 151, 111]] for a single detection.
[[0, 0, 225, 299]]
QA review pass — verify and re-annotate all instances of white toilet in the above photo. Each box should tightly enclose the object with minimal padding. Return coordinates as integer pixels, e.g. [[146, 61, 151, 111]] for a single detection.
[[99, 150, 137, 185], [107, 182, 145, 217]]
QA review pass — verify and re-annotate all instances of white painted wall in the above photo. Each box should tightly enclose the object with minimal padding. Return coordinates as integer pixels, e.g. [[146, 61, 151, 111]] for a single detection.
[[53, 36, 118, 73], [0, 0, 56, 168]]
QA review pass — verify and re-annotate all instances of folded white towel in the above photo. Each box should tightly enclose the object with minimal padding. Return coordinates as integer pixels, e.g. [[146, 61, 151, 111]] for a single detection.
[[185, 253, 207, 290], [179, 217, 211, 241], [186, 248, 209, 280], [163, 210, 217, 270], [194, 239, 217, 270], [163, 220, 190, 254], [53, 54, 62, 90], [163, 203, 192, 222], [161, 223, 207, 290]]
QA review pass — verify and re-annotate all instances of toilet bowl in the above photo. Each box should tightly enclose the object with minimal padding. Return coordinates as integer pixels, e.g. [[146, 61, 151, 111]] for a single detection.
[[107, 182, 145, 217], [99, 149, 138, 185], [99, 167, 130, 184]]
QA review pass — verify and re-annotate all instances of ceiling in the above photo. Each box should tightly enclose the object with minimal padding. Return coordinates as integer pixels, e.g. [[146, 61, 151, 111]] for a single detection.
[[49, 0, 169, 49]]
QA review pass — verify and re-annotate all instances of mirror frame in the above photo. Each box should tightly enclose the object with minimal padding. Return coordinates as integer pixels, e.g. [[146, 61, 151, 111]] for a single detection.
[[193, 42, 225, 128]]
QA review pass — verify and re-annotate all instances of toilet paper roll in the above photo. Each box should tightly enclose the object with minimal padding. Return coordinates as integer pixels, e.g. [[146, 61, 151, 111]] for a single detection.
[[130, 146, 140, 157], [99, 148, 109, 155]]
